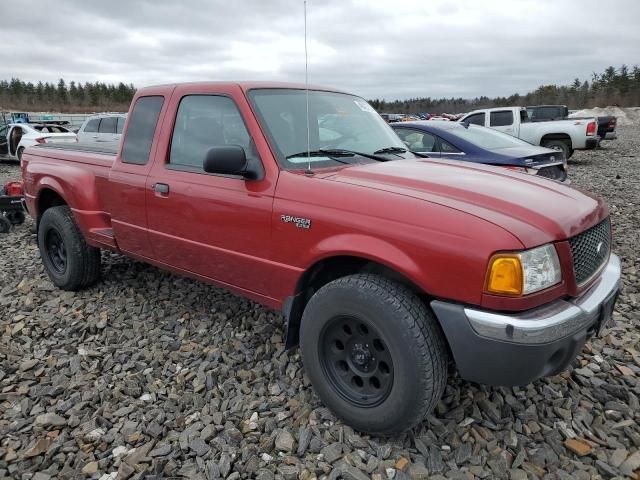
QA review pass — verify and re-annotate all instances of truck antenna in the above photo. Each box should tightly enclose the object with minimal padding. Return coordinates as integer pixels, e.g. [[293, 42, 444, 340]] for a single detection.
[[304, 0, 313, 176]]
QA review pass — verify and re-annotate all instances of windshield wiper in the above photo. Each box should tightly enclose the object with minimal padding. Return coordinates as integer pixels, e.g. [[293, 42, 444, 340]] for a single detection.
[[286, 149, 390, 163], [286, 150, 353, 164], [321, 148, 391, 162], [373, 146, 407, 155]]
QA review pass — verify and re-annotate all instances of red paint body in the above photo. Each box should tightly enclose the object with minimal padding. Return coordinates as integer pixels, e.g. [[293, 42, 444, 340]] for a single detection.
[[22, 82, 609, 313]]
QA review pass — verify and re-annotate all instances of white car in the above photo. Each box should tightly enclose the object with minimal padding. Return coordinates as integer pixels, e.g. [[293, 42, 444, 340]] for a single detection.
[[77, 113, 127, 144], [2, 123, 77, 162], [459, 106, 599, 159]]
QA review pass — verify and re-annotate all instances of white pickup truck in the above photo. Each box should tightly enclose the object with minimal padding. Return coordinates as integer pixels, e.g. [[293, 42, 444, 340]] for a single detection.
[[459, 107, 599, 158]]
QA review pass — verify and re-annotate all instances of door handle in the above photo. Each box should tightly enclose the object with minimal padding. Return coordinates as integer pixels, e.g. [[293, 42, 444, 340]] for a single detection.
[[152, 183, 170, 194]]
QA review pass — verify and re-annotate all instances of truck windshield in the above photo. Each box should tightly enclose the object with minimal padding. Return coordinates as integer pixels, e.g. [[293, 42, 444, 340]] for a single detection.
[[248, 89, 407, 169]]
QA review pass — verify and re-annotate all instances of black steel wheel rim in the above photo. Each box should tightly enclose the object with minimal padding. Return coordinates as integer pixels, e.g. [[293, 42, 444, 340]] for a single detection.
[[319, 315, 394, 407], [45, 228, 67, 274]]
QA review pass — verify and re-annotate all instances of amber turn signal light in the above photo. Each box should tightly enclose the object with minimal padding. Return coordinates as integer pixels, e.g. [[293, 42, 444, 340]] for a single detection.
[[485, 255, 523, 296]]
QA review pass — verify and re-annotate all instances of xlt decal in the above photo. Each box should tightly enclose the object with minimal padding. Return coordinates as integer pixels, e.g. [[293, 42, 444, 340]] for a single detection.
[[281, 214, 311, 229]]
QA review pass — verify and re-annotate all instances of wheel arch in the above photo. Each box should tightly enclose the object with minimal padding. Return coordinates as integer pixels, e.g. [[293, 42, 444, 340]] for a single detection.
[[540, 133, 572, 148], [283, 253, 431, 349], [37, 186, 67, 217]]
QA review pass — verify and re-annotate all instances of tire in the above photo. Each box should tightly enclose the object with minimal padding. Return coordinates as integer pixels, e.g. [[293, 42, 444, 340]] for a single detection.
[[0, 216, 11, 233], [37, 205, 101, 290], [7, 210, 25, 225], [542, 139, 571, 160], [300, 274, 448, 435]]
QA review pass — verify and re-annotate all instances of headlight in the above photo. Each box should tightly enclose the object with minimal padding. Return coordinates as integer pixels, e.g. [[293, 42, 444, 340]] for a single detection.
[[485, 244, 561, 296]]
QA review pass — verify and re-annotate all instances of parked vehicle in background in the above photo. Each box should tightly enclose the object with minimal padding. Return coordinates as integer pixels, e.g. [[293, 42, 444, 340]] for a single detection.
[[22, 81, 620, 435], [527, 105, 617, 141], [393, 121, 568, 182], [77, 113, 127, 144], [380, 113, 409, 123], [1, 123, 76, 162], [459, 106, 599, 159]]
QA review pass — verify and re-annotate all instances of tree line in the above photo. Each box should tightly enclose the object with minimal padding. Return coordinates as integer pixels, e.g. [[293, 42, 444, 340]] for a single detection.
[[370, 64, 640, 114], [0, 79, 136, 112], [1, 64, 639, 114]]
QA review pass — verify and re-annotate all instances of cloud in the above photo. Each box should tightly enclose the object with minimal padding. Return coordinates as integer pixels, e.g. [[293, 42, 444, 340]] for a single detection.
[[1, 0, 638, 100]]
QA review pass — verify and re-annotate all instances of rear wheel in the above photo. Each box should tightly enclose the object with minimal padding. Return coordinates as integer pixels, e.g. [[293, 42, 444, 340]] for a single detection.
[[300, 274, 448, 435], [542, 139, 571, 160], [0, 216, 11, 233], [38, 205, 101, 290], [7, 210, 25, 225]]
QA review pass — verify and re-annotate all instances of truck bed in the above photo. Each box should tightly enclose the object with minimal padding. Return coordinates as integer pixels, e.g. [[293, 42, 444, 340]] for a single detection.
[[22, 143, 117, 249], [33, 142, 119, 156]]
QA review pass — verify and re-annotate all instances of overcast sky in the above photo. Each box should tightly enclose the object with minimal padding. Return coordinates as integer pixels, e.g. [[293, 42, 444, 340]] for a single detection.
[[1, 0, 638, 100]]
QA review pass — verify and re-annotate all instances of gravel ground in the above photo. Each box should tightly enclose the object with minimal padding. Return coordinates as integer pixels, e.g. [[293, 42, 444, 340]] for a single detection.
[[1, 127, 639, 480]]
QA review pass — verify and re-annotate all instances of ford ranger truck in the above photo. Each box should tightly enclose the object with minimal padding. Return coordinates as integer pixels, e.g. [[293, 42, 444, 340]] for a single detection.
[[22, 82, 621, 435], [459, 106, 599, 159]]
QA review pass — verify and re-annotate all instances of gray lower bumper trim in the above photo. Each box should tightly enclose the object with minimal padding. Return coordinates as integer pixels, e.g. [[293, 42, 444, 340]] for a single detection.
[[463, 254, 621, 344]]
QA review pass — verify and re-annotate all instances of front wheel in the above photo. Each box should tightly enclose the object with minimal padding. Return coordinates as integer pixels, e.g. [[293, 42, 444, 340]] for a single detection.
[[38, 205, 101, 290], [300, 274, 448, 435]]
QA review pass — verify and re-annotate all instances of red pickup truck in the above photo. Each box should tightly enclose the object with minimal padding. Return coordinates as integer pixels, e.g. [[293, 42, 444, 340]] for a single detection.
[[22, 82, 621, 435]]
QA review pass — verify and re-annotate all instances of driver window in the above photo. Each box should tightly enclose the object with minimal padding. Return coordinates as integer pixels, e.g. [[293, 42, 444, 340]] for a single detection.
[[169, 95, 254, 171]]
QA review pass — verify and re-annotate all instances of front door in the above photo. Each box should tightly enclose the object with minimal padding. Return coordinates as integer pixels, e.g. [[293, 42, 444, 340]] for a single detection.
[[145, 86, 277, 295]]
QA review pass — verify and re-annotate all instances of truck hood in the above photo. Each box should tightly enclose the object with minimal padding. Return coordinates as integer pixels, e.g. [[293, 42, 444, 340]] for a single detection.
[[325, 159, 607, 246]]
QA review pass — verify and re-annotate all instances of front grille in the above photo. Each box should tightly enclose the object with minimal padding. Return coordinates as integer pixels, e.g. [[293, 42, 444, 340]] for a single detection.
[[569, 218, 611, 285]]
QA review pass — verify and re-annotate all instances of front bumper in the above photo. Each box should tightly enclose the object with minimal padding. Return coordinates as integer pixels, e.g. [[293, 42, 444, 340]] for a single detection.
[[431, 254, 621, 386]]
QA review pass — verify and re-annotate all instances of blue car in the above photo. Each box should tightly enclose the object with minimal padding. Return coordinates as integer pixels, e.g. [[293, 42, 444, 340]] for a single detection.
[[392, 121, 568, 182]]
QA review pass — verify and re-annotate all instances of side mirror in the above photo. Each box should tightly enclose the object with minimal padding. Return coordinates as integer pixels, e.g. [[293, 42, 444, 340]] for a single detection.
[[203, 146, 255, 178]]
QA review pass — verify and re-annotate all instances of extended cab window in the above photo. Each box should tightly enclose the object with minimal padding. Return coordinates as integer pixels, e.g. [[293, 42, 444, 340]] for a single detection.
[[465, 113, 485, 126], [99, 117, 117, 134], [489, 110, 513, 127], [121, 96, 164, 165], [84, 118, 100, 133], [116, 117, 125, 134], [169, 95, 252, 171]]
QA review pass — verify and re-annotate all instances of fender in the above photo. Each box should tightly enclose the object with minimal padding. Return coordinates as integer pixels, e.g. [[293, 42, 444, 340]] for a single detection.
[[27, 154, 113, 246], [304, 233, 431, 295]]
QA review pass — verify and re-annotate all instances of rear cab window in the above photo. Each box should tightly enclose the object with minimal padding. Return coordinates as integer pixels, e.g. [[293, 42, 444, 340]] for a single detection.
[[116, 117, 126, 134], [489, 110, 514, 127], [83, 118, 100, 133], [464, 113, 485, 126], [121, 96, 164, 165], [98, 117, 117, 134]]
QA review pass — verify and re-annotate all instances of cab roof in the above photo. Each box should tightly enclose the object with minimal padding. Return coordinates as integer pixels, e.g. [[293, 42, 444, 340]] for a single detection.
[[139, 81, 349, 95]]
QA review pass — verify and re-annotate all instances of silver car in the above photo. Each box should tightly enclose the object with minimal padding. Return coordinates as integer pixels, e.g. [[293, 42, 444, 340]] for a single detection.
[[77, 113, 127, 144]]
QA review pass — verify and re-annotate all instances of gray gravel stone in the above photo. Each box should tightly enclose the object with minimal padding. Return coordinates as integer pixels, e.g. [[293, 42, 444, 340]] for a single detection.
[[274, 430, 295, 452], [321, 442, 344, 463]]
